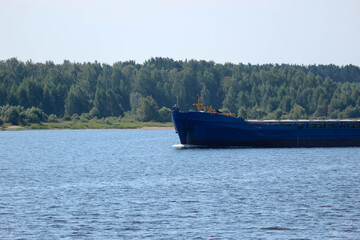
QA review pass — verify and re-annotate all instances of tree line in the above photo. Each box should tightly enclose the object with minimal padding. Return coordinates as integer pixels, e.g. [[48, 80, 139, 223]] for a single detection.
[[1, 57, 360, 125]]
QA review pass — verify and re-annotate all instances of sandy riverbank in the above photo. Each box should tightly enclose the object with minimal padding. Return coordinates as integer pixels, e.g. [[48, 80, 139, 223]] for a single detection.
[[2, 126, 23, 130], [139, 127, 174, 130]]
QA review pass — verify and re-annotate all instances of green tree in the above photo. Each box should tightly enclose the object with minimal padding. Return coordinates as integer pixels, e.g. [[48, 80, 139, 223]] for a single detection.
[[342, 106, 360, 118], [93, 88, 124, 118], [287, 104, 306, 119], [222, 87, 237, 113], [158, 107, 171, 122], [1, 105, 23, 125], [1, 58, 360, 122], [136, 96, 159, 122], [64, 85, 90, 116], [25, 107, 48, 123], [134, 68, 154, 97]]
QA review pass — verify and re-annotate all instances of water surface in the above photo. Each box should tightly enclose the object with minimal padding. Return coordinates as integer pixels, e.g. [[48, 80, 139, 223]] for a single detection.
[[0, 130, 359, 239]]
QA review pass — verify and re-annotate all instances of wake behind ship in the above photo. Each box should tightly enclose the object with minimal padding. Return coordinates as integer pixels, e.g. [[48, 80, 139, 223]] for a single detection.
[[171, 102, 360, 148]]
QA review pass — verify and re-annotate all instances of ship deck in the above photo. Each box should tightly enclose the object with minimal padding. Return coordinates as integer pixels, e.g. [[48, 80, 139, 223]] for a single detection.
[[246, 119, 360, 129]]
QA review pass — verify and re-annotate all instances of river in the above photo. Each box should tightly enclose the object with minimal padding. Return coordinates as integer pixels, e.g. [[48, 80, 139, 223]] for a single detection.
[[0, 129, 359, 239]]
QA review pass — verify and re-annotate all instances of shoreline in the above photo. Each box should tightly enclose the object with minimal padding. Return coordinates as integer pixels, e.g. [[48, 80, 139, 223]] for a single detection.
[[1, 125, 174, 131], [138, 126, 174, 130], [1, 121, 174, 131]]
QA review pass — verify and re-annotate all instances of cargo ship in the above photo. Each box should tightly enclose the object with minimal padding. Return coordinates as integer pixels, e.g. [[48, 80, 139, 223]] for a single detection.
[[171, 100, 360, 147]]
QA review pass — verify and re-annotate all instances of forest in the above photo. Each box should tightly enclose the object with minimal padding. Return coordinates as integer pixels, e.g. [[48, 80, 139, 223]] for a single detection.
[[1, 57, 360, 126]]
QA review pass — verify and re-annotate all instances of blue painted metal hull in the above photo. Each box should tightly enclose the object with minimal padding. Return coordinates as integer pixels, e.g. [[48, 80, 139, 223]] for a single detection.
[[171, 111, 360, 147]]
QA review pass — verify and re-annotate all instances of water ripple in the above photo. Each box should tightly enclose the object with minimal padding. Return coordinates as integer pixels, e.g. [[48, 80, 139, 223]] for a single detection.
[[0, 130, 359, 239]]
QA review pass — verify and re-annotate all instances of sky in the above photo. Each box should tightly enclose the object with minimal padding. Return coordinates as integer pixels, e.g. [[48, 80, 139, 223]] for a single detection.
[[0, 0, 359, 66]]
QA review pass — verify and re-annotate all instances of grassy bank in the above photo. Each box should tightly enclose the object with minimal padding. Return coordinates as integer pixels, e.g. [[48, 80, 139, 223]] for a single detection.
[[1, 120, 173, 131]]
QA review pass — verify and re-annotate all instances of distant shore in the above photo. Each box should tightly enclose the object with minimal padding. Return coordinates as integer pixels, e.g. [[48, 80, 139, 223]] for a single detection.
[[1, 122, 174, 131]]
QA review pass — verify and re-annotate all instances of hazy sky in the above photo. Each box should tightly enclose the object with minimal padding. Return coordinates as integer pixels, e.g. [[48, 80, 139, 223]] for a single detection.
[[1, 0, 359, 65]]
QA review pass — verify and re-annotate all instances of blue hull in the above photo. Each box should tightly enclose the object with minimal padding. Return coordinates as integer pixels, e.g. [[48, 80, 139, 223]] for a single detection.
[[171, 111, 360, 147]]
